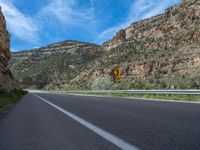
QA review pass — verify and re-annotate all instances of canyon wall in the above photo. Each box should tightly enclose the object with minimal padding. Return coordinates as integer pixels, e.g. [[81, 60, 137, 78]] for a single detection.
[[0, 7, 19, 92]]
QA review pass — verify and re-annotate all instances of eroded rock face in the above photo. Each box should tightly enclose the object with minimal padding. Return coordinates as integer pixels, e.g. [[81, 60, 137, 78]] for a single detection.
[[100, 0, 200, 80], [103, 0, 200, 50], [0, 7, 19, 92], [103, 29, 126, 50]]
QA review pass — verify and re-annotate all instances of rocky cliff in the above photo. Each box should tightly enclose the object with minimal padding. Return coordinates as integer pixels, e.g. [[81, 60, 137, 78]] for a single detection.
[[9, 0, 200, 89], [104, 0, 200, 50], [0, 7, 19, 92]]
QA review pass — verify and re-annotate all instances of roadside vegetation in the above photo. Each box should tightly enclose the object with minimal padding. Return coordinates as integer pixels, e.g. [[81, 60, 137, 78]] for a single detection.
[[90, 75, 200, 90], [65, 92, 200, 102], [0, 90, 27, 115], [59, 75, 200, 102]]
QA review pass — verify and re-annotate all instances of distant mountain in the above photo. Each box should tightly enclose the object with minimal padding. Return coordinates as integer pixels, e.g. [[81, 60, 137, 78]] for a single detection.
[[0, 7, 19, 92], [10, 0, 200, 90], [10, 41, 103, 89]]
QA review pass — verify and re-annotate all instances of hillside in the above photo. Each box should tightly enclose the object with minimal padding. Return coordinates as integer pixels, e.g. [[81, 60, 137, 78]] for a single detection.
[[10, 0, 200, 90], [10, 41, 102, 89]]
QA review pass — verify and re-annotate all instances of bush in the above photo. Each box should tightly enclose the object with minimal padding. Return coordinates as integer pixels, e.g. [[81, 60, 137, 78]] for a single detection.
[[91, 76, 119, 90]]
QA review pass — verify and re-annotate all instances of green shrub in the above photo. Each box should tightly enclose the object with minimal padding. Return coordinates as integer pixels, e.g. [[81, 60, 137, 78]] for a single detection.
[[91, 76, 119, 90]]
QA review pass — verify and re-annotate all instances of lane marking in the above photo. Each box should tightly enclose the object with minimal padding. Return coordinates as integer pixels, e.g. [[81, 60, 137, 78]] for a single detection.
[[33, 94, 140, 150]]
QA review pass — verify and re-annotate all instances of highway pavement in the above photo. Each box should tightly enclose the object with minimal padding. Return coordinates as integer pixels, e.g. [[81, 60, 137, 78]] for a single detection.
[[0, 93, 200, 150]]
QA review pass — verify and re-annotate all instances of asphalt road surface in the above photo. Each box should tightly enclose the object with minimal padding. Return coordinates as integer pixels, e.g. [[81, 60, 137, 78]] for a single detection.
[[0, 93, 200, 150]]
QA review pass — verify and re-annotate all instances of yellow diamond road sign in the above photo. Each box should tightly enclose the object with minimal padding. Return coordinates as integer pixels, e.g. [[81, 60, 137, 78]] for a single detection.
[[113, 68, 123, 82]]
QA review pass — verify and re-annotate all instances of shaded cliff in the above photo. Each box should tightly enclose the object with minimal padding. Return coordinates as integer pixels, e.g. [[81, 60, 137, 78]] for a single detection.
[[0, 7, 19, 92]]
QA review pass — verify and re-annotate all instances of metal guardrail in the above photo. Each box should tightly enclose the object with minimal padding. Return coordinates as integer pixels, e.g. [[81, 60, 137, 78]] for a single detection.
[[27, 89, 200, 95], [65, 90, 200, 95]]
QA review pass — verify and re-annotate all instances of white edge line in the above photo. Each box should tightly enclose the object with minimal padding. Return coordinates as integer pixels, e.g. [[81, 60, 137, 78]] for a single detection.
[[32, 94, 140, 150]]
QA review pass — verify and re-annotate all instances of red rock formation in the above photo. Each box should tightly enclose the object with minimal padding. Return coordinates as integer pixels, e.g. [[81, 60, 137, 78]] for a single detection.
[[0, 7, 19, 92]]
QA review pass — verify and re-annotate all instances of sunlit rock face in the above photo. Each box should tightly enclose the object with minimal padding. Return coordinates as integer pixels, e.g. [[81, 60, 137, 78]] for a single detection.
[[104, 0, 200, 50], [102, 0, 200, 79], [0, 7, 19, 92]]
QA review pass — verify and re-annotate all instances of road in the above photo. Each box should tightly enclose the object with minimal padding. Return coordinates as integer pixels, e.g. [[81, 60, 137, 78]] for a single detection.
[[0, 93, 200, 150]]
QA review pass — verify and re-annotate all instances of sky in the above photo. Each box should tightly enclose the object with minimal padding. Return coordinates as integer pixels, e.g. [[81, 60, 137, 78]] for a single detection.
[[0, 0, 181, 51]]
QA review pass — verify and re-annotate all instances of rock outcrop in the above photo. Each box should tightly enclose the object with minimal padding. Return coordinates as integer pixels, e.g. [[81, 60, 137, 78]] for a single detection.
[[0, 7, 19, 92], [103, 29, 126, 50], [103, 0, 200, 50]]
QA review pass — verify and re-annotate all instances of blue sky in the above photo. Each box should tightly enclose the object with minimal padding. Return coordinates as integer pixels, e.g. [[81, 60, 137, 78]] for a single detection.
[[0, 0, 181, 51]]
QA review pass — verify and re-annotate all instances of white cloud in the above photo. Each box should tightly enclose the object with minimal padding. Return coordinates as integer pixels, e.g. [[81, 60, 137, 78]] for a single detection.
[[97, 0, 180, 44], [11, 48, 17, 52], [0, 1, 40, 43], [40, 0, 94, 28], [90, 0, 95, 7], [0, 0, 96, 45]]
